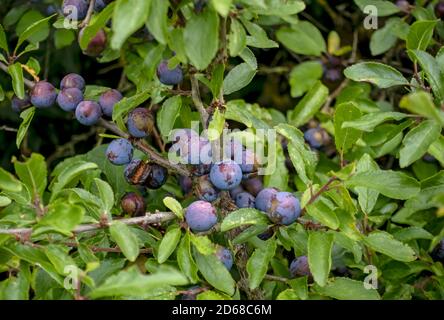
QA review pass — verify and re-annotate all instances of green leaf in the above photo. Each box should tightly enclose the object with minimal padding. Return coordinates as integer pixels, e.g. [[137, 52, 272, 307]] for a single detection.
[[241, 19, 278, 49], [207, 108, 225, 141], [8, 63, 25, 99], [276, 21, 326, 56], [228, 18, 246, 57], [354, 0, 400, 16], [428, 135, 444, 167], [50, 161, 98, 201], [93, 178, 114, 214], [289, 61, 323, 98], [370, 18, 407, 56], [0, 167, 22, 193], [0, 24, 9, 53], [184, 9, 219, 70], [89, 266, 188, 298], [111, 0, 150, 50], [157, 96, 182, 138], [15, 14, 53, 53], [146, 0, 169, 45], [163, 196, 183, 220], [54, 28, 75, 49], [246, 239, 277, 290], [344, 62, 409, 88], [239, 47, 257, 70], [194, 249, 236, 295], [346, 170, 420, 200], [221, 208, 270, 232], [334, 102, 362, 153], [223, 62, 257, 95], [408, 50, 444, 103], [308, 231, 334, 287], [275, 124, 318, 184], [399, 120, 441, 168], [109, 221, 140, 262], [158, 225, 182, 264], [355, 154, 379, 214], [305, 198, 340, 230], [341, 111, 408, 132], [16, 107, 35, 149], [393, 227, 433, 242], [177, 232, 199, 282], [315, 277, 380, 300], [197, 290, 232, 300], [189, 233, 216, 255], [13, 153, 47, 200], [79, 2, 115, 50], [364, 231, 416, 262], [211, 0, 232, 17], [112, 90, 150, 122], [288, 81, 328, 127], [0, 195, 12, 207], [400, 91, 444, 127], [38, 202, 85, 235], [406, 20, 437, 52]]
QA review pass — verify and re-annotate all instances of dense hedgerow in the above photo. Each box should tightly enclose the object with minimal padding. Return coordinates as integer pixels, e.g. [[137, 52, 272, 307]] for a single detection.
[[0, 0, 443, 301]]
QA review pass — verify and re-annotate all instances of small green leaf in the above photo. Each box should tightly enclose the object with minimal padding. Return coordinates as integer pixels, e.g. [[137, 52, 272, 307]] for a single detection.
[[94, 178, 114, 214], [0, 24, 9, 53], [79, 2, 115, 50], [211, 0, 232, 17], [189, 233, 216, 255], [276, 21, 326, 56], [109, 221, 140, 262], [177, 232, 199, 282], [346, 170, 420, 200], [334, 102, 362, 153], [146, 0, 169, 45], [15, 14, 53, 53], [308, 231, 333, 287], [406, 20, 437, 52], [223, 63, 256, 95], [364, 231, 416, 262], [194, 249, 236, 295], [355, 154, 379, 214], [354, 0, 400, 16], [246, 239, 277, 290], [399, 120, 441, 168], [157, 96, 182, 138], [39, 202, 85, 235], [289, 61, 323, 98], [288, 81, 328, 127], [16, 107, 35, 149], [400, 91, 444, 127], [13, 153, 47, 200], [112, 90, 150, 122], [344, 62, 409, 88], [207, 108, 225, 141], [0, 167, 22, 192], [8, 63, 25, 99], [158, 225, 182, 264], [228, 18, 246, 56], [341, 111, 408, 132], [221, 208, 270, 232], [163, 196, 183, 220], [315, 277, 380, 300], [184, 9, 219, 70]]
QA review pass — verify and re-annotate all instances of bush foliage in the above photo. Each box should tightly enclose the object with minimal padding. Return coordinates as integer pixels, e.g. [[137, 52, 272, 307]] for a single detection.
[[0, 0, 444, 300]]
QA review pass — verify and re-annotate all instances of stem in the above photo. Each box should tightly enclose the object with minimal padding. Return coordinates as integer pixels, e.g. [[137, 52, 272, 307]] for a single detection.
[[264, 274, 289, 283], [98, 119, 191, 176], [301, 176, 338, 215], [79, 0, 96, 28], [0, 212, 176, 236], [190, 73, 209, 129], [64, 242, 152, 254]]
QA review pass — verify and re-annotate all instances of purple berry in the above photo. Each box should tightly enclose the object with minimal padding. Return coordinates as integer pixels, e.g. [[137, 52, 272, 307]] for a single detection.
[[267, 192, 301, 225], [144, 164, 168, 189], [99, 89, 123, 117], [435, 1, 444, 18], [238, 149, 257, 173], [79, 28, 107, 57], [229, 185, 245, 199], [209, 160, 242, 191], [56, 88, 83, 111], [191, 163, 212, 176], [196, 175, 219, 202], [215, 246, 233, 270], [235, 192, 255, 208], [290, 256, 311, 277], [185, 200, 217, 232], [255, 188, 278, 212], [179, 175, 193, 195], [304, 127, 325, 149], [432, 239, 444, 262], [11, 94, 31, 113], [94, 0, 106, 11], [157, 60, 183, 86], [121, 192, 146, 216], [60, 73, 85, 91], [106, 138, 133, 165], [127, 108, 154, 138], [242, 177, 263, 196], [75, 100, 102, 125], [170, 129, 201, 164], [62, 0, 88, 20], [30, 81, 57, 108]]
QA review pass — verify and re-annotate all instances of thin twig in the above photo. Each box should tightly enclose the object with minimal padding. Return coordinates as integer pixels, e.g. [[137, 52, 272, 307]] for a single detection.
[[190, 73, 209, 129], [0, 212, 176, 236], [301, 176, 338, 215], [64, 242, 153, 254], [0, 125, 18, 132], [79, 0, 96, 28]]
